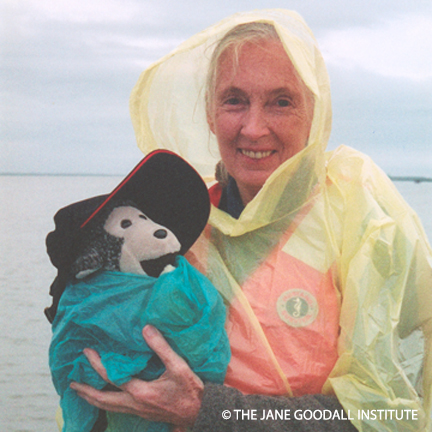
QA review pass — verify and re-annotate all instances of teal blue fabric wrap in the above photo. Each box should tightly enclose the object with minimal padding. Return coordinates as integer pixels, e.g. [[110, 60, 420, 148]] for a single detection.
[[49, 256, 230, 432]]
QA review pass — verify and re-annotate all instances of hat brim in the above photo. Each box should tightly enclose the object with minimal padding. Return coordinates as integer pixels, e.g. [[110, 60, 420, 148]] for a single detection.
[[81, 150, 210, 255]]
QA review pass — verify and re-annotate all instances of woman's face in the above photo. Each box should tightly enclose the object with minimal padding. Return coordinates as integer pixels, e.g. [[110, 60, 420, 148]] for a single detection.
[[208, 39, 314, 205]]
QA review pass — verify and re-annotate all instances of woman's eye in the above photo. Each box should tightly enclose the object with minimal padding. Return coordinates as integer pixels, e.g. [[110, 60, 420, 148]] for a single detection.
[[225, 97, 241, 105], [277, 99, 290, 107], [120, 219, 132, 229]]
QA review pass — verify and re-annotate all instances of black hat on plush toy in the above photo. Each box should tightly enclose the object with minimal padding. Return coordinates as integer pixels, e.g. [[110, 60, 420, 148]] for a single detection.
[[45, 150, 210, 322]]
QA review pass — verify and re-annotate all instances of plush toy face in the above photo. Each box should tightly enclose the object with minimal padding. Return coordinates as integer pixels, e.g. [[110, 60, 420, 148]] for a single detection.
[[73, 205, 181, 279], [103, 206, 181, 275]]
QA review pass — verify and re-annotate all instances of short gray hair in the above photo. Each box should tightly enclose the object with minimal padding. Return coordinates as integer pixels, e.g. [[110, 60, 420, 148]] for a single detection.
[[205, 22, 280, 116]]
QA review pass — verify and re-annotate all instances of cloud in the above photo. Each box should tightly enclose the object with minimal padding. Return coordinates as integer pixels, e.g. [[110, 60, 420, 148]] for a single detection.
[[12, 0, 147, 23], [89, 34, 185, 69], [319, 14, 432, 81]]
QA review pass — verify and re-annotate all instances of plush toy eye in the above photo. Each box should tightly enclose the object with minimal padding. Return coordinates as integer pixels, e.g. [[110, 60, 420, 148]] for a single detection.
[[139, 214, 148, 220], [120, 219, 132, 229]]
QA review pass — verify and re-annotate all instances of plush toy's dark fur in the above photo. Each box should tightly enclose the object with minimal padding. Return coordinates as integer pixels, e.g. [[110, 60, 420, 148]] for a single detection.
[[71, 229, 123, 277], [70, 202, 125, 278]]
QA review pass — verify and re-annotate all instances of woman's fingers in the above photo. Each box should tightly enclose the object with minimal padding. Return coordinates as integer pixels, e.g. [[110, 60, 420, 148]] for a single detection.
[[141, 325, 185, 371], [120, 325, 204, 426], [83, 348, 110, 383]]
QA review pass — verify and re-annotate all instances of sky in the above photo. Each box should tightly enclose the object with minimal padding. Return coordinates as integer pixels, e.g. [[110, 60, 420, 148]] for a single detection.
[[1, 0, 431, 176]]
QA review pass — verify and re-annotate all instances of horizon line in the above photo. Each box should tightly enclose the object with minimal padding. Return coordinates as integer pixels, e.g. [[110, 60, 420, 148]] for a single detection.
[[1, 173, 432, 182]]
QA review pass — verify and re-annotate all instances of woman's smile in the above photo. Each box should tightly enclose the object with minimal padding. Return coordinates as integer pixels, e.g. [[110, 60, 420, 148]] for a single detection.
[[238, 149, 276, 159]]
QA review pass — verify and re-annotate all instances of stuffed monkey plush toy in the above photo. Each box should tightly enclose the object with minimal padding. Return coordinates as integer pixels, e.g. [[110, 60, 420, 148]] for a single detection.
[[45, 151, 230, 432]]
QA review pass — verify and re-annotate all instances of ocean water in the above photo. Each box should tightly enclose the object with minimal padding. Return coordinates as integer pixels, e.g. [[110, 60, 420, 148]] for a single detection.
[[0, 175, 431, 432], [0, 175, 122, 432]]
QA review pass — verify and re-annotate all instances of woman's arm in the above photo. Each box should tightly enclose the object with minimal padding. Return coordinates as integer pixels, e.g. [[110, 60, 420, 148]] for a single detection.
[[71, 325, 357, 432]]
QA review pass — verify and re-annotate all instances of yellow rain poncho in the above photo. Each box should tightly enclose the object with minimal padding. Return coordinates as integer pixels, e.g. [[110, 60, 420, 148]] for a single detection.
[[129, 9, 432, 432]]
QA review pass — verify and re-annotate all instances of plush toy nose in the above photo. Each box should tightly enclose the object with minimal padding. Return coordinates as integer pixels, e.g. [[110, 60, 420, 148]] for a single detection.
[[154, 229, 168, 239]]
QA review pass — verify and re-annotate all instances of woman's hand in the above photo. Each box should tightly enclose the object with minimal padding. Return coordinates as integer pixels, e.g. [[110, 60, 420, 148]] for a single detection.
[[70, 325, 204, 429]]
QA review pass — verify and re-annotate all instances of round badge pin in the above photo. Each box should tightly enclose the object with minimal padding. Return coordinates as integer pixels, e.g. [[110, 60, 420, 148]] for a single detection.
[[277, 289, 319, 328]]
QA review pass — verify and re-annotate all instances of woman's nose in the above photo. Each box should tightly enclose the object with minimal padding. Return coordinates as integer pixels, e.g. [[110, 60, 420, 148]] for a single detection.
[[241, 105, 269, 140]]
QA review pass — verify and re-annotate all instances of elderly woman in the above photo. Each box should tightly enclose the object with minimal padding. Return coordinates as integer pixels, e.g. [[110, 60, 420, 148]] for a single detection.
[[71, 10, 432, 432]]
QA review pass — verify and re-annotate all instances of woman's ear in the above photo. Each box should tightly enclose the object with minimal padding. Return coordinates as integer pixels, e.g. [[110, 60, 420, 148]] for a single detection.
[[207, 112, 215, 135], [206, 101, 216, 135]]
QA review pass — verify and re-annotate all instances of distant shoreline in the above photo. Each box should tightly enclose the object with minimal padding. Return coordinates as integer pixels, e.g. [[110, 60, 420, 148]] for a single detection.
[[388, 176, 432, 183], [1, 173, 432, 183]]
